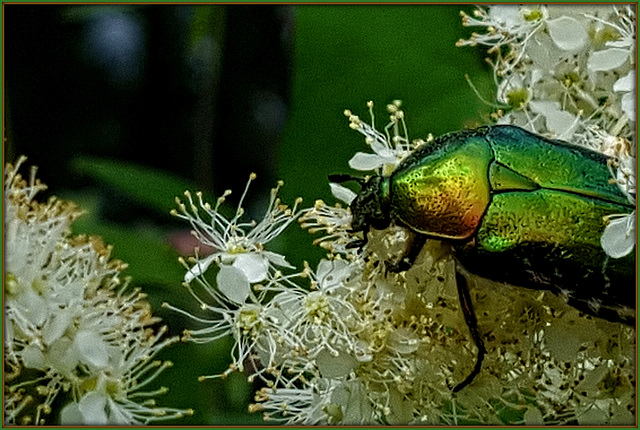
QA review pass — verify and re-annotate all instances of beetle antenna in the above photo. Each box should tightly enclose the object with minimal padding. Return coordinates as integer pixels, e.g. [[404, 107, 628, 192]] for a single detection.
[[328, 173, 360, 184]]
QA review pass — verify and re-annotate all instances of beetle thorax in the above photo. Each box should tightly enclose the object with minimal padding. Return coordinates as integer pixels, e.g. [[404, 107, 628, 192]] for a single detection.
[[350, 175, 391, 232]]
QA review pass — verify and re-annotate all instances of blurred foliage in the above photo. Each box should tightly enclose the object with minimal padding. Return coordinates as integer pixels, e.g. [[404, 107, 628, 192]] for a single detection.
[[5, 4, 492, 425], [71, 157, 201, 216]]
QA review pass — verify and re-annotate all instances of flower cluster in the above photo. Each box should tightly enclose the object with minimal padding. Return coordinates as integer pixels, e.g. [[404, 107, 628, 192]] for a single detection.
[[164, 178, 309, 387], [4, 157, 190, 425], [172, 100, 634, 424], [458, 4, 636, 258]]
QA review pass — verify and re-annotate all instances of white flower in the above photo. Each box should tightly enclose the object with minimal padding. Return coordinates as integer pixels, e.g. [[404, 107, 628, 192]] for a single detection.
[[266, 259, 361, 358], [163, 260, 297, 381], [601, 211, 636, 258], [613, 71, 635, 123], [299, 200, 358, 256], [59, 326, 187, 425], [546, 15, 588, 52], [172, 174, 302, 303], [251, 381, 332, 425], [252, 377, 377, 425], [496, 73, 531, 110], [344, 101, 423, 177], [4, 157, 189, 425], [329, 182, 357, 205], [168, 176, 311, 384], [460, 5, 635, 144], [457, 5, 547, 75]]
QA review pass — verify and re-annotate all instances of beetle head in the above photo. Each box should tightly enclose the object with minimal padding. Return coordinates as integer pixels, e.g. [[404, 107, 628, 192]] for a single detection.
[[329, 174, 391, 234], [351, 174, 391, 233]]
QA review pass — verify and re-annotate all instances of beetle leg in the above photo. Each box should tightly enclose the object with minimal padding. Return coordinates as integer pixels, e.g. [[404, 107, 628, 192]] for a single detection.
[[385, 233, 427, 273], [452, 270, 486, 392]]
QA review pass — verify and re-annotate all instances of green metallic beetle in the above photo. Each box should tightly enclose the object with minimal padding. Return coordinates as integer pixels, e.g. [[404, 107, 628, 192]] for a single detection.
[[331, 124, 636, 391]]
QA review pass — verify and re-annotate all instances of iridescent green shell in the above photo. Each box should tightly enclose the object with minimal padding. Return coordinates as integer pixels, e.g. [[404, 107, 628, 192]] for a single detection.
[[373, 125, 634, 322]]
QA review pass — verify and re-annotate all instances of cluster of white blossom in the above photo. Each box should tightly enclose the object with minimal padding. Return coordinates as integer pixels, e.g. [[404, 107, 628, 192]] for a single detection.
[[457, 4, 636, 258], [172, 100, 634, 424], [4, 157, 190, 425]]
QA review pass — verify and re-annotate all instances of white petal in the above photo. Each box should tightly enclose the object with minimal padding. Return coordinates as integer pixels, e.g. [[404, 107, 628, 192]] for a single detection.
[[42, 308, 74, 346], [546, 110, 577, 138], [330, 183, 357, 205], [56, 278, 88, 305], [74, 330, 110, 369], [388, 327, 420, 354], [348, 152, 384, 171], [317, 259, 350, 290], [16, 289, 48, 327], [78, 392, 108, 425], [369, 139, 394, 158], [530, 68, 545, 86], [316, 259, 333, 280], [4, 320, 13, 352], [606, 39, 633, 49], [21, 344, 46, 370], [529, 100, 577, 137], [269, 290, 301, 316], [184, 254, 217, 283], [524, 408, 545, 425], [106, 397, 136, 424], [621, 92, 636, 123], [601, 214, 635, 258], [613, 71, 635, 93], [60, 402, 84, 425], [489, 5, 521, 28], [217, 264, 251, 304], [316, 348, 356, 378], [588, 48, 630, 73], [529, 99, 557, 113], [47, 336, 80, 373], [233, 253, 268, 283], [331, 380, 375, 424], [263, 250, 295, 269], [546, 16, 588, 51]]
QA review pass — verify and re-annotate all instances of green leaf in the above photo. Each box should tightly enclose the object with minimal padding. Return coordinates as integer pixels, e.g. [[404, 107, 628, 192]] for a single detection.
[[71, 156, 200, 216], [65, 192, 184, 292], [73, 219, 184, 288]]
